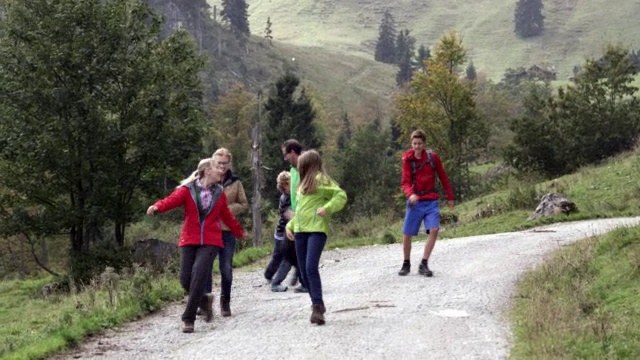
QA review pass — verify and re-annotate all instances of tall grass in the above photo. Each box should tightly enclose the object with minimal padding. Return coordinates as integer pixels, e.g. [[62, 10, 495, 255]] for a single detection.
[[511, 226, 640, 358]]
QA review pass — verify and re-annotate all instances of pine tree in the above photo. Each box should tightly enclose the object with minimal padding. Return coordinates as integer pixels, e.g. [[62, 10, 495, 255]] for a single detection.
[[466, 61, 477, 80], [395, 29, 416, 86], [416, 44, 431, 72], [262, 73, 321, 206], [374, 10, 396, 64], [264, 17, 273, 45], [221, 0, 250, 37], [514, 0, 544, 38]]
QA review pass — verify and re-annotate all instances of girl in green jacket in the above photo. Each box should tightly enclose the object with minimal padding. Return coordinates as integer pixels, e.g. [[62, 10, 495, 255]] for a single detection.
[[286, 150, 347, 325]]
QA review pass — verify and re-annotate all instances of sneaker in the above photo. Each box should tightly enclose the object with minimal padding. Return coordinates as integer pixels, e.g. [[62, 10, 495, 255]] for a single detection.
[[271, 284, 288, 292], [289, 276, 299, 287], [418, 263, 433, 277], [220, 296, 231, 317], [398, 262, 411, 276], [182, 321, 194, 333], [293, 285, 308, 293]]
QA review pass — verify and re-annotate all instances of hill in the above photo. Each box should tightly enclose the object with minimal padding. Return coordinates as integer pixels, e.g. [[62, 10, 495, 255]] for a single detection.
[[216, 0, 640, 80]]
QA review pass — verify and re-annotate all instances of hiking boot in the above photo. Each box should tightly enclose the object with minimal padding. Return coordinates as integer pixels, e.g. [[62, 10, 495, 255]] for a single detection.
[[271, 284, 288, 292], [310, 304, 326, 325], [418, 262, 433, 277], [398, 261, 411, 276], [182, 321, 194, 333], [202, 293, 214, 323], [293, 285, 308, 293], [220, 295, 231, 317]]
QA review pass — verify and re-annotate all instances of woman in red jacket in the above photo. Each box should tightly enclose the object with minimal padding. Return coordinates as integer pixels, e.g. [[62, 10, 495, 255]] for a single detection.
[[147, 158, 245, 333]]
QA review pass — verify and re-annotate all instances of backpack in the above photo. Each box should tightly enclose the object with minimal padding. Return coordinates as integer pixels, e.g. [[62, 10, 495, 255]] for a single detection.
[[410, 150, 437, 196]]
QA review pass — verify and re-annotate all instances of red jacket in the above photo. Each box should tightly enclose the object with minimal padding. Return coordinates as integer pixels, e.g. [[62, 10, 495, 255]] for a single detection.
[[153, 183, 244, 247], [401, 149, 454, 201]]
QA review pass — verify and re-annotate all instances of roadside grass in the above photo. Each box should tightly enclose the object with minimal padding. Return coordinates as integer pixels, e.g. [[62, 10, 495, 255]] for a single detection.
[[0, 267, 183, 360], [510, 225, 640, 358]]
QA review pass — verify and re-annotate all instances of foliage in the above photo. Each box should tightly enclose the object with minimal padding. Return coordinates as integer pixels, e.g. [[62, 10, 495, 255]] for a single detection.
[[262, 72, 322, 206], [514, 0, 544, 38], [395, 31, 488, 199], [334, 120, 399, 220], [415, 44, 430, 73], [505, 45, 640, 176], [0, 0, 206, 281], [220, 0, 250, 37], [374, 9, 396, 64], [465, 61, 477, 81]]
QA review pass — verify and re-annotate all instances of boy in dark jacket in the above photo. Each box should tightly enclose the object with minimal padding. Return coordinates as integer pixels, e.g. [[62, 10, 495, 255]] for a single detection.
[[264, 171, 303, 291]]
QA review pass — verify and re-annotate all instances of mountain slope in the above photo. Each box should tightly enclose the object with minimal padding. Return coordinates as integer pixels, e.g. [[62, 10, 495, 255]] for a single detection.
[[213, 0, 640, 80]]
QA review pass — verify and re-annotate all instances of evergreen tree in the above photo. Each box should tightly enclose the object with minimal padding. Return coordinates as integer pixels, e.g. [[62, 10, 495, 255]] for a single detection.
[[221, 0, 250, 37], [466, 61, 477, 80], [374, 10, 396, 64], [336, 112, 352, 150], [262, 73, 321, 206], [395, 29, 416, 86], [416, 44, 431, 72], [264, 16, 273, 45], [514, 0, 544, 38]]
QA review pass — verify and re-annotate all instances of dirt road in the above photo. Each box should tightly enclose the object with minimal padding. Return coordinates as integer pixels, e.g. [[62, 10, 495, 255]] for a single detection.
[[55, 217, 640, 359]]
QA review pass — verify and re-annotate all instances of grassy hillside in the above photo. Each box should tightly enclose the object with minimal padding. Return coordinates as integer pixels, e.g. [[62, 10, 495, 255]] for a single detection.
[[213, 0, 640, 80]]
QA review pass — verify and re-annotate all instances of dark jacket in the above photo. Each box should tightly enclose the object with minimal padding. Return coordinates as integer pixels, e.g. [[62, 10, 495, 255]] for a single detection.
[[274, 193, 291, 240]]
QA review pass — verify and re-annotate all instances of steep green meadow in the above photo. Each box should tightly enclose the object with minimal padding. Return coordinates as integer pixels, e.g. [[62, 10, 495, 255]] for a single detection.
[[214, 0, 640, 80]]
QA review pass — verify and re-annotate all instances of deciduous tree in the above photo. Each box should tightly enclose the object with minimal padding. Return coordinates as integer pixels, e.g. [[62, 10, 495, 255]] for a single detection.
[[0, 0, 206, 280]]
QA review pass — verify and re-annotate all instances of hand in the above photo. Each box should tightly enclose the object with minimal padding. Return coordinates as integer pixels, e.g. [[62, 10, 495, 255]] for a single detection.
[[448, 200, 455, 211], [239, 231, 248, 241], [285, 228, 294, 241], [284, 209, 294, 221], [146, 205, 158, 215], [409, 194, 418, 205], [316, 208, 326, 217]]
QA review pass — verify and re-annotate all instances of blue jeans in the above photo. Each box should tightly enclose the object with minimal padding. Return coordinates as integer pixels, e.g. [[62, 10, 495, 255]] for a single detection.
[[205, 231, 236, 298], [295, 232, 327, 305]]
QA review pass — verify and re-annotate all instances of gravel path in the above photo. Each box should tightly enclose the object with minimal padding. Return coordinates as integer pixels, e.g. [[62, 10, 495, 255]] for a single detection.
[[54, 217, 640, 360]]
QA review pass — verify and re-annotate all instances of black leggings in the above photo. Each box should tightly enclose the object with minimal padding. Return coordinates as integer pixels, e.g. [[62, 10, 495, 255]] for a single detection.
[[179, 245, 219, 322]]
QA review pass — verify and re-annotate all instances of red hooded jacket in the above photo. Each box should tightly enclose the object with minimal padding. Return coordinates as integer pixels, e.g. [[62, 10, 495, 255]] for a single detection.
[[401, 149, 454, 201], [153, 183, 244, 247]]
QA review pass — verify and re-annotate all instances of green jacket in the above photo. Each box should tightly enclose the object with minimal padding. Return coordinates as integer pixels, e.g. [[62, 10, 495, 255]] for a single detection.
[[286, 174, 347, 234], [290, 166, 300, 210]]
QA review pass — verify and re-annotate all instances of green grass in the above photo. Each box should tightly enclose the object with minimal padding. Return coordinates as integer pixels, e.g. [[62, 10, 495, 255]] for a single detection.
[[0, 269, 184, 360], [220, 0, 640, 81], [510, 225, 640, 358]]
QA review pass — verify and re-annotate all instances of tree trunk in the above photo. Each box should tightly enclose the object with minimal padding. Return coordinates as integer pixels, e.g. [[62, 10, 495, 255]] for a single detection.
[[251, 93, 264, 246]]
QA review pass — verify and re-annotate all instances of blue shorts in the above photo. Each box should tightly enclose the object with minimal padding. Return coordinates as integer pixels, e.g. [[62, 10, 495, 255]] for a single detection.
[[402, 200, 440, 236]]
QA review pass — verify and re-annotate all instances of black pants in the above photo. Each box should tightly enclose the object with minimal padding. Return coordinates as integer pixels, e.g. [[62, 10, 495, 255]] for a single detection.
[[180, 245, 219, 322]]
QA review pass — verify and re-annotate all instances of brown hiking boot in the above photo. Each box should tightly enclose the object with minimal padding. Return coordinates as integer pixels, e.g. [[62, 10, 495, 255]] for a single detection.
[[220, 295, 231, 317], [202, 293, 214, 322], [310, 304, 326, 325], [182, 321, 194, 333]]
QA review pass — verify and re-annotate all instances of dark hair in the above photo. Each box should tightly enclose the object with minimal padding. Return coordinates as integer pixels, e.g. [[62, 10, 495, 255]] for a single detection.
[[410, 130, 426, 142], [282, 139, 302, 155]]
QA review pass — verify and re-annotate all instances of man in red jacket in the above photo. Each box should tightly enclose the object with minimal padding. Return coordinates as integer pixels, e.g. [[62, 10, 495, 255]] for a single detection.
[[399, 130, 454, 277]]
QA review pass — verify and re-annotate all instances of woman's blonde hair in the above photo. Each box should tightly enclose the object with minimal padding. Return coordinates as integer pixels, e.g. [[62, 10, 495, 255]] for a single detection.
[[276, 171, 291, 192], [179, 158, 212, 187], [212, 148, 232, 167], [297, 150, 331, 194]]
